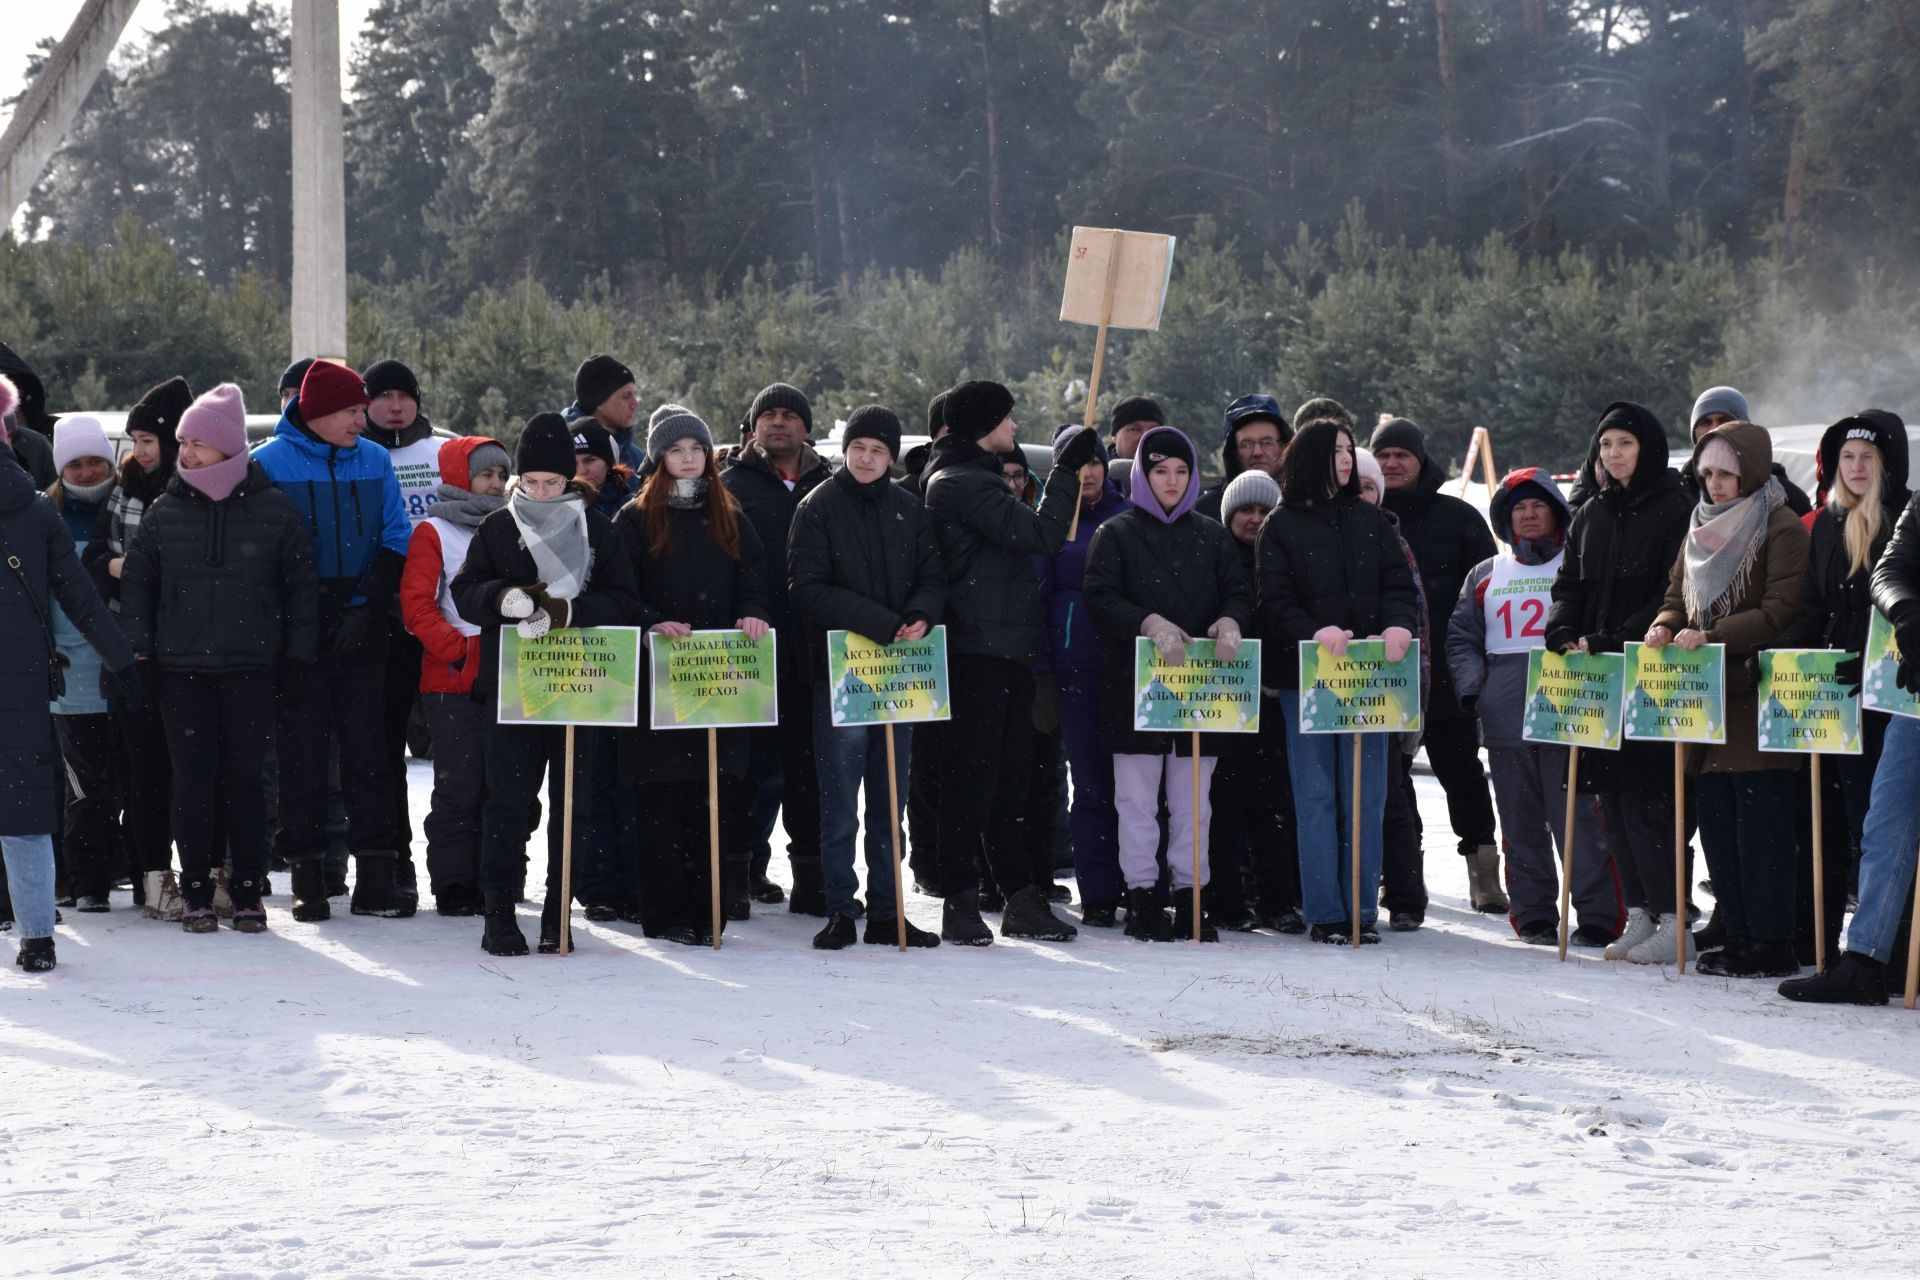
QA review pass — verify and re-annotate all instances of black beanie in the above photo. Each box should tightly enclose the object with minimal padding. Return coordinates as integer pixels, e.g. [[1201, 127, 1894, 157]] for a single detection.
[[1369, 416, 1429, 462], [574, 354, 635, 415], [517, 412, 577, 477], [748, 382, 813, 435], [362, 358, 421, 403], [927, 390, 949, 436], [944, 380, 1015, 442], [126, 376, 192, 474], [841, 404, 901, 459], [279, 357, 315, 395], [1138, 427, 1196, 473], [1109, 395, 1164, 437], [572, 422, 617, 469]]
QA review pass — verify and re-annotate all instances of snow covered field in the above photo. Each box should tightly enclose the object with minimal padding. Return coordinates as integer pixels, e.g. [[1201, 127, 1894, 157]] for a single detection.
[[4, 763, 1917, 1277]]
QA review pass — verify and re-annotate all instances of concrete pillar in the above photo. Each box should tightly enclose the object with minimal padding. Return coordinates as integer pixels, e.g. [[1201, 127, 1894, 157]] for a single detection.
[[290, 0, 348, 363], [0, 0, 141, 225]]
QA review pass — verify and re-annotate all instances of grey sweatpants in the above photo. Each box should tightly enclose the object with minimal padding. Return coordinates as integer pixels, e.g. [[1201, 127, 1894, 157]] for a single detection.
[[1488, 743, 1624, 933]]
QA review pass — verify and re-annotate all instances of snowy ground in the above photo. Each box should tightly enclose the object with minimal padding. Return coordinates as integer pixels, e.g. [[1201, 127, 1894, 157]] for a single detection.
[[3, 762, 1918, 1278]]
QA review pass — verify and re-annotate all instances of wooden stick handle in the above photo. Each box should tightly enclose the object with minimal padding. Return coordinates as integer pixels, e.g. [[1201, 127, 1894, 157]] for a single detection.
[[1558, 745, 1578, 962], [1067, 486, 1083, 543], [708, 727, 722, 950], [559, 724, 575, 957], [887, 723, 907, 952], [1674, 743, 1688, 974], [1351, 733, 1363, 949], [1811, 755, 1826, 974], [1191, 730, 1203, 943], [1905, 843, 1920, 1010]]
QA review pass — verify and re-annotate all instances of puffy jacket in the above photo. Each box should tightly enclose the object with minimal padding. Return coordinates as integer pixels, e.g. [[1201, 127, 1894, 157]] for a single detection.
[[1382, 456, 1497, 717], [787, 465, 946, 683], [722, 439, 829, 635], [1038, 482, 1129, 670], [84, 455, 173, 611], [921, 435, 1077, 663], [1256, 496, 1420, 690], [608, 496, 770, 784], [1083, 504, 1253, 757], [1780, 412, 1912, 654], [118, 463, 320, 672], [401, 516, 484, 695], [449, 493, 640, 702], [1652, 423, 1810, 774], [251, 397, 412, 639], [0, 450, 133, 834]]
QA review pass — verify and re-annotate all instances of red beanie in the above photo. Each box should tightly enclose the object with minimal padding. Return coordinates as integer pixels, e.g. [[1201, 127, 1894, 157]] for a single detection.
[[299, 359, 371, 421]]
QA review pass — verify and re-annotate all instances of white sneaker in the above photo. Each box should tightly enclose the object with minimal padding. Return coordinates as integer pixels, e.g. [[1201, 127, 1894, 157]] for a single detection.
[[1605, 907, 1655, 960], [142, 870, 183, 922], [211, 868, 235, 919], [1626, 915, 1684, 965]]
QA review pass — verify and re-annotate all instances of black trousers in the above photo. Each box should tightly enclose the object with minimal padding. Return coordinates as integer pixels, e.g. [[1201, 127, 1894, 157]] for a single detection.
[[275, 656, 397, 864], [381, 619, 423, 856], [634, 777, 747, 937], [160, 670, 274, 892], [1421, 715, 1498, 852], [1207, 704, 1299, 917], [114, 701, 173, 877], [745, 648, 823, 877], [1600, 773, 1693, 918], [421, 691, 489, 894], [477, 720, 592, 901], [53, 712, 124, 898], [995, 730, 1063, 893], [1381, 746, 1430, 917], [936, 656, 1036, 899], [906, 720, 945, 892]]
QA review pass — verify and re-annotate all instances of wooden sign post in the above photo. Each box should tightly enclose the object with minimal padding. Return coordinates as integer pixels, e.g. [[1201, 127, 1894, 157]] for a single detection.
[[1059, 227, 1176, 539], [1455, 426, 1500, 499]]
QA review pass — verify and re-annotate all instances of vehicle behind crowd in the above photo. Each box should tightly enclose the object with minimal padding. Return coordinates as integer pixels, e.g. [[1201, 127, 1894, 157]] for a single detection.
[[0, 346, 1914, 1011]]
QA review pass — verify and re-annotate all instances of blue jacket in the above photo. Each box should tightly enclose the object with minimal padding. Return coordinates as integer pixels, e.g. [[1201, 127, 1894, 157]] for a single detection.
[[252, 398, 411, 633], [1037, 482, 1130, 671], [50, 489, 110, 715]]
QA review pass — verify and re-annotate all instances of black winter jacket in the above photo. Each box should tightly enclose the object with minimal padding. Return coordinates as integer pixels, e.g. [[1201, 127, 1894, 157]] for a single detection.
[[0, 451, 133, 834], [1256, 497, 1420, 691], [1871, 490, 1920, 628], [921, 435, 1076, 663], [449, 496, 641, 702], [1543, 472, 1691, 658], [609, 498, 770, 783], [119, 464, 321, 672], [1382, 460, 1497, 718], [787, 466, 946, 683], [721, 440, 828, 636], [1084, 507, 1254, 756], [1778, 490, 1912, 654]]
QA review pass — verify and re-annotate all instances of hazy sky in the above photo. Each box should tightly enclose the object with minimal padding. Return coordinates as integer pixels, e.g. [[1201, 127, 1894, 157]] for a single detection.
[[4, 0, 379, 130]]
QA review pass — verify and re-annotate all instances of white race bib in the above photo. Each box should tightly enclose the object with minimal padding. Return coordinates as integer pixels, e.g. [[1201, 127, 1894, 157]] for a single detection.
[[1482, 552, 1561, 655]]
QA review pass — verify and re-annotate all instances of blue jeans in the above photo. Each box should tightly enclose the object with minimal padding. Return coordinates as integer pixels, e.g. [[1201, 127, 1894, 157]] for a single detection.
[[1281, 693, 1386, 928], [813, 684, 910, 920], [1848, 715, 1920, 963], [2, 833, 58, 939]]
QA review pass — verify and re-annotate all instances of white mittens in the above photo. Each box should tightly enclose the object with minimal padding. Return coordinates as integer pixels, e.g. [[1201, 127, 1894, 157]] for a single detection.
[[1207, 617, 1242, 661], [517, 610, 552, 640], [1141, 613, 1192, 665], [499, 587, 536, 619]]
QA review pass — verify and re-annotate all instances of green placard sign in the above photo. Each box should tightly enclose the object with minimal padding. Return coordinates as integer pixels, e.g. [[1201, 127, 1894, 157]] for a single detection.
[[827, 626, 951, 726], [1521, 648, 1625, 750], [1862, 609, 1920, 719], [1757, 649, 1862, 754], [1296, 639, 1422, 735], [648, 630, 779, 730], [1622, 642, 1725, 744], [496, 626, 643, 726], [1131, 637, 1262, 733]]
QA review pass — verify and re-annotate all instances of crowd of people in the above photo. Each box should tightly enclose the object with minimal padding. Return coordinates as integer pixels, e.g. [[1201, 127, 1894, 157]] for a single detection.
[[0, 338, 1913, 1010]]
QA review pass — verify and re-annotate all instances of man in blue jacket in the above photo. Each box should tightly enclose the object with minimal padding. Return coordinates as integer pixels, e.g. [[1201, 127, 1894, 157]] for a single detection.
[[254, 359, 414, 922]]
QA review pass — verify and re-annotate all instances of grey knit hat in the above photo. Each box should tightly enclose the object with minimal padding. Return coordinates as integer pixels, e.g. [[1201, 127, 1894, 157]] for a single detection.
[[649, 402, 692, 431], [1220, 468, 1280, 521], [647, 410, 714, 463]]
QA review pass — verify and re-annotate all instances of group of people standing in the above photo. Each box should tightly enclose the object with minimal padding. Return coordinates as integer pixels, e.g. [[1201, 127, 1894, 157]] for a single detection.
[[0, 339, 1913, 1010]]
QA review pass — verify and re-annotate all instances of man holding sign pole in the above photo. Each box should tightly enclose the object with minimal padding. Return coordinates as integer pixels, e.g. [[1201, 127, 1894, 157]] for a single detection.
[[1084, 427, 1254, 942], [789, 406, 946, 949], [922, 380, 1102, 945], [450, 414, 641, 956], [1258, 421, 1419, 945]]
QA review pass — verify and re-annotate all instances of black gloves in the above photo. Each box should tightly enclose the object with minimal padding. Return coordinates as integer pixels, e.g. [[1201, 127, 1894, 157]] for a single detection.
[[1743, 652, 1764, 689], [1891, 603, 1920, 695], [1835, 652, 1863, 697], [327, 606, 382, 661], [102, 663, 146, 713], [1053, 427, 1102, 474]]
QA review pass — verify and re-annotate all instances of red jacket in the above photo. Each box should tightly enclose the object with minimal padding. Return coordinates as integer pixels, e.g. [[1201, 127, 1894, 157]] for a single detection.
[[402, 518, 483, 694]]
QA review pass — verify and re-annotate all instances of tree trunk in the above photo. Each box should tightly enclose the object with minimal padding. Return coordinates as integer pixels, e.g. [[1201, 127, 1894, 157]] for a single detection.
[[797, 46, 829, 273], [1519, 0, 1551, 251], [1644, 0, 1672, 212], [1783, 111, 1808, 256], [1728, 0, 1754, 243], [1433, 0, 1464, 224], [978, 0, 1002, 254]]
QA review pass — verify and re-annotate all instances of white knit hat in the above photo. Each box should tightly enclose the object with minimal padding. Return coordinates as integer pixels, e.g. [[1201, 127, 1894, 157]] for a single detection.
[[52, 415, 113, 473]]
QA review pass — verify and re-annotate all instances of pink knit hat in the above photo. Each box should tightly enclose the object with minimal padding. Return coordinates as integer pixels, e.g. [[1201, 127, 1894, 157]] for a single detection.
[[0, 373, 17, 446], [177, 383, 248, 459]]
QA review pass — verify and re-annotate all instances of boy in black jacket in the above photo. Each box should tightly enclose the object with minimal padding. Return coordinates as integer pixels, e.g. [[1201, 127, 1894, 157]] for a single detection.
[[788, 406, 947, 949]]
